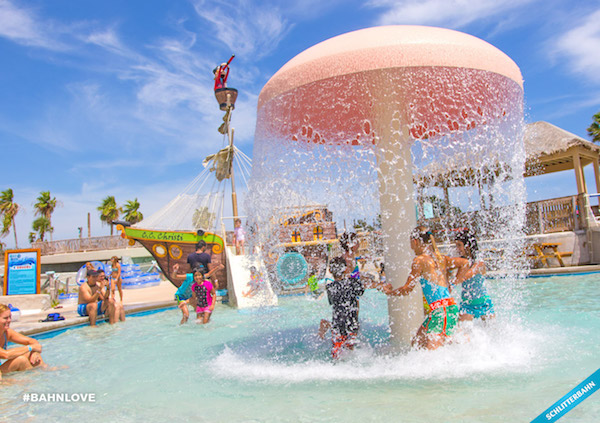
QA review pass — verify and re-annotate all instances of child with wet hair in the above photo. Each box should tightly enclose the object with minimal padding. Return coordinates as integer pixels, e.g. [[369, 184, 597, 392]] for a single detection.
[[453, 229, 494, 321], [318, 256, 365, 359]]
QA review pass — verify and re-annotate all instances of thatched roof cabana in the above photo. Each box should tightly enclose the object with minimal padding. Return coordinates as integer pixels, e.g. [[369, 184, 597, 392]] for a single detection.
[[524, 121, 600, 195], [414, 121, 600, 218]]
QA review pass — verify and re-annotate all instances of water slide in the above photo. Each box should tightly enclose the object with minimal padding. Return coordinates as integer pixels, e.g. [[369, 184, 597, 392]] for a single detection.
[[225, 247, 278, 308]]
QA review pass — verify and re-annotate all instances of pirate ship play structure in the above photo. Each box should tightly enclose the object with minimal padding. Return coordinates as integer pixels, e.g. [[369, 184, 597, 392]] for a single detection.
[[117, 57, 339, 301], [116, 56, 272, 306]]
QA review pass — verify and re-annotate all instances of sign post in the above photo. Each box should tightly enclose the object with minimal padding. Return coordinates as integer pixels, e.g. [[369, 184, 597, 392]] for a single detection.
[[3, 249, 41, 295]]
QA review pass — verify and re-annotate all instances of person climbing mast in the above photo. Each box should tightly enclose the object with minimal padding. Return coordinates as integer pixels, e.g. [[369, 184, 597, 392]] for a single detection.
[[213, 54, 235, 91]]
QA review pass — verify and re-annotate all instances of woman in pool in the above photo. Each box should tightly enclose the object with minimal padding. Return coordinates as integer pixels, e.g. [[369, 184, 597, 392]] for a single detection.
[[0, 303, 46, 378], [382, 226, 470, 350], [453, 229, 495, 321]]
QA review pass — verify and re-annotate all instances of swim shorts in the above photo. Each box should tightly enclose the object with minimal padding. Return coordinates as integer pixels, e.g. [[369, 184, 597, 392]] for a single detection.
[[421, 299, 459, 337], [196, 306, 212, 314], [460, 295, 495, 319], [77, 301, 104, 317], [175, 294, 190, 303], [331, 332, 357, 359]]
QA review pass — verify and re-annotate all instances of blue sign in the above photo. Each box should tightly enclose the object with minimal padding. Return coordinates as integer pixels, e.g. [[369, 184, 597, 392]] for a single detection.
[[4, 249, 40, 295], [531, 368, 599, 422]]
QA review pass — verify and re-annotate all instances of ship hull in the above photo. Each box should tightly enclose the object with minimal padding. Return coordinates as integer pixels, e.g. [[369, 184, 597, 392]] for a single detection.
[[118, 226, 227, 289]]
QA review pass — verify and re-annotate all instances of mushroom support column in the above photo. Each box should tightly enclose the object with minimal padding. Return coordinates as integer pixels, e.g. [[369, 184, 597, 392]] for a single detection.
[[372, 101, 423, 349]]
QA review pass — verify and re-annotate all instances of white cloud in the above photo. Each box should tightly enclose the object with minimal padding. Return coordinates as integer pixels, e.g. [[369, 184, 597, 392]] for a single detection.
[[84, 27, 138, 59], [0, 0, 68, 50], [367, 0, 536, 28], [192, 0, 292, 58], [0, 0, 45, 45], [551, 9, 600, 84]]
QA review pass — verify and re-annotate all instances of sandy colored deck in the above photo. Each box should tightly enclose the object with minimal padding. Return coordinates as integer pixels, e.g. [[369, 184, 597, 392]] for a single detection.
[[10, 280, 178, 336]]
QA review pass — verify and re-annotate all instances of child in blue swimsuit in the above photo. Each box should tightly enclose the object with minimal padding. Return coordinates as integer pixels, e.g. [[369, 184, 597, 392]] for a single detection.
[[382, 226, 470, 350], [453, 229, 495, 321]]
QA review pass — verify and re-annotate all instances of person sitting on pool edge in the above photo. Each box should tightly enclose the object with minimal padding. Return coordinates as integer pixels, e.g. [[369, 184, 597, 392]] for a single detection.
[[97, 269, 125, 324], [77, 269, 119, 326], [0, 303, 46, 378], [318, 256, 366, 359], [382, 226, 471, 350]]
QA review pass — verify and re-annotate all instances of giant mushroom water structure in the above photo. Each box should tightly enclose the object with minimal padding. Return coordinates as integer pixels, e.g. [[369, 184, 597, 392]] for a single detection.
[[250, 26, 524, 349]]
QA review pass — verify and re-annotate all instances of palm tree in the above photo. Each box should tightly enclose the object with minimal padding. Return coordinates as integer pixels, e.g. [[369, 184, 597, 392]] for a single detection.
[[123, 198, 144, 224], [33, 191, 58, 241], [0, 188, 19, 248], [28, 232, 37, 244], [97, 196, 121, 235], [588, 112, 600, 144], [32, 217, 52, 242]]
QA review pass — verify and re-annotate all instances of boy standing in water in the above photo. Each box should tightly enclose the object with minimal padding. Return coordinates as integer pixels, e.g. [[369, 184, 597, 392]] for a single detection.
[[319, 257, 365, 359]]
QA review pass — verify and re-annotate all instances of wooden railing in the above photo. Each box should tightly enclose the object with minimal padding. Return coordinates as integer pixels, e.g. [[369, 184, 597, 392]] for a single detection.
[[525, 195, 583, 235], [32, 235, 133, 256], [422, 195, 588, 240]]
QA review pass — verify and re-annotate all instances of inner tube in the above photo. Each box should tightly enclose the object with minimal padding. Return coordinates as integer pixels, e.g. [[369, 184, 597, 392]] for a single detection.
[[76, 261, 109, 285]]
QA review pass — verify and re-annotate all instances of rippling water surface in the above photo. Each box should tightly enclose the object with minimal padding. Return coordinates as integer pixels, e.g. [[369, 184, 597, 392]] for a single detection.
[[1, 274, 599, 422]]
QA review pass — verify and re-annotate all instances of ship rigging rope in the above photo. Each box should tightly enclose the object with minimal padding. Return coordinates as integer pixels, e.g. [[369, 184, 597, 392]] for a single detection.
[[132, 140, 252, 233]]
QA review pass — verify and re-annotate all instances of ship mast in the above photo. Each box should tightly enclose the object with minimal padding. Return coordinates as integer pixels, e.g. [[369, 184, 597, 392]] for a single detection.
[[213, 54, 239, 221], [228, 117, 239, 220]]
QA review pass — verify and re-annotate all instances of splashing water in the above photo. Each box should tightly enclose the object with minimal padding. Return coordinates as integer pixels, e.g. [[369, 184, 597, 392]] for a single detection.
[[247, 66, 527, 311], [2, 277, 599, 422]]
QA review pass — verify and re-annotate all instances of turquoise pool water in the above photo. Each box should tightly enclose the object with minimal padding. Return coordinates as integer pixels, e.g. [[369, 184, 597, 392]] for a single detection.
[[1, 274, 598, 422]]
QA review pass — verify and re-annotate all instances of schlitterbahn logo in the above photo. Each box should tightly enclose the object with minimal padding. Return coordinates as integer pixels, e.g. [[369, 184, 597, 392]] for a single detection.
[[531, 369, 599, 422]]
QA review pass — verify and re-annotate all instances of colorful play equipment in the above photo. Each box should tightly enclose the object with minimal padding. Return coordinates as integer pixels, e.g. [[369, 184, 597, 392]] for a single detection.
[[255, 25, 523, 349]]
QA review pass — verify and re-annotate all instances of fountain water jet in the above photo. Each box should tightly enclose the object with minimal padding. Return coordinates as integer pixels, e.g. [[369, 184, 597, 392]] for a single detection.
[[250, 26, 524, 349]]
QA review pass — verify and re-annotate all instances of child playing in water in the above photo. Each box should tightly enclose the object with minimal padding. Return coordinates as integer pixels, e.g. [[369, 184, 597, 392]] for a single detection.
[[242, 266, 263, 297], [233, 218, 245, 255], [319, 256, 365, 359], [172, 262, 223, 324], [453, 229, 495, 321], [305, 265, 326, 300], [382, 226, 470, 350], [191, 268, 217, 324]]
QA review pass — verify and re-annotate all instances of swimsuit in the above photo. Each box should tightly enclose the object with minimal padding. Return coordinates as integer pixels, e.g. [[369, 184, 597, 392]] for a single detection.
[[234, 227, 245, 242], [174, 274, 194, 302], [460, 273, 495, 318], [307, 276, 323, 297], [192, 280, 214, 313], [419, 277, 458, 337], [77, 301, 104, 317], [1, 332, 6, 364], [326, 277, 365, 358]]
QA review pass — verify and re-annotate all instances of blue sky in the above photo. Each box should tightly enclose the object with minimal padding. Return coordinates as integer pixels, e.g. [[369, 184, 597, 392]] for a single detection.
[[1, 0, 599, 247]]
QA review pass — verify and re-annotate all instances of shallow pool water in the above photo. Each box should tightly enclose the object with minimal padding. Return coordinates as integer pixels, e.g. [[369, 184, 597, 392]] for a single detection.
[[1, 274, 599, 422]]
